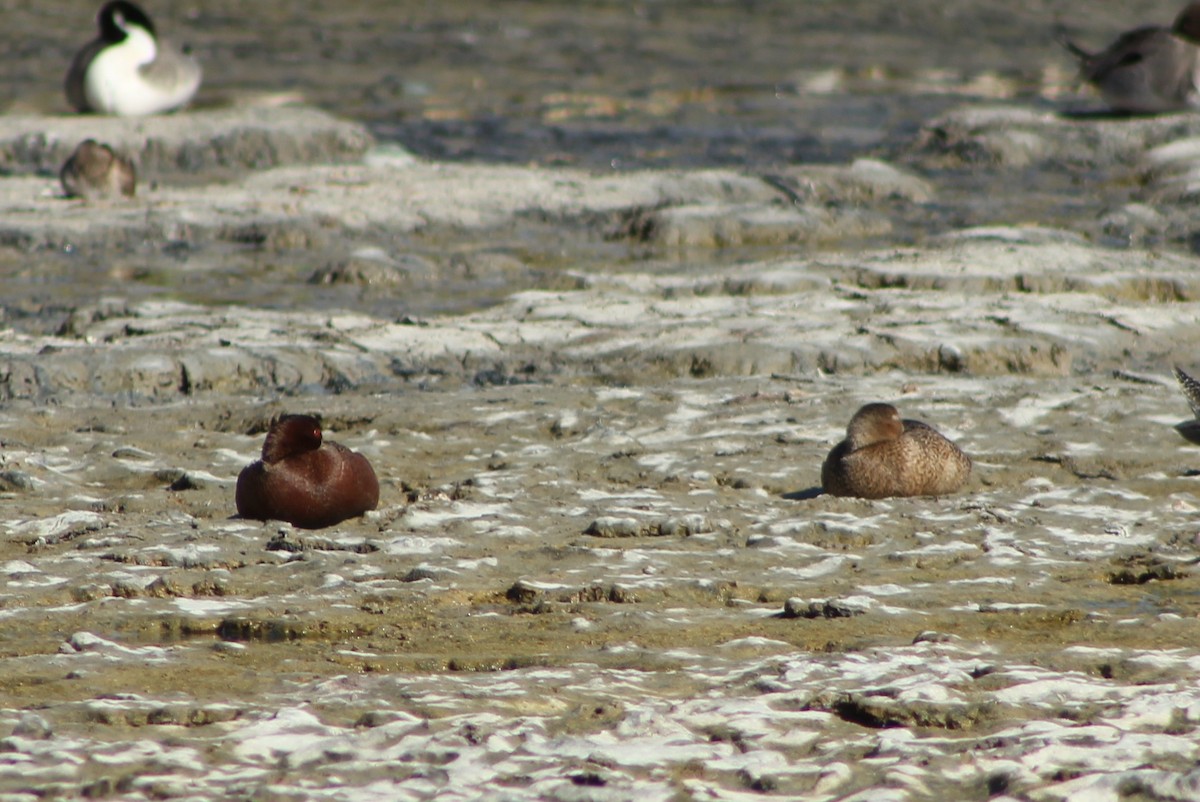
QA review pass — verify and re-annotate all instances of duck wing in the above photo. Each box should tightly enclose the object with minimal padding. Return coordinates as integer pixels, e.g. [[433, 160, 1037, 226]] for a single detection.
[[1075, 26, 1170, 82], [137, 40, 202, 98], [64, 37, 107, 112]]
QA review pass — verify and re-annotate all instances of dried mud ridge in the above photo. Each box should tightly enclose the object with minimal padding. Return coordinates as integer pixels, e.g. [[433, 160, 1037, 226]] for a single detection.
[[2, 107, 1200, 400]]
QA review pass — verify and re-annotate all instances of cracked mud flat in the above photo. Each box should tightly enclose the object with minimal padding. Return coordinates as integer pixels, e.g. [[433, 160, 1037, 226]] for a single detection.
[[4, 226, 1200, 801], [3, 366, 1200, 802], [6, 2, 1200, 801]]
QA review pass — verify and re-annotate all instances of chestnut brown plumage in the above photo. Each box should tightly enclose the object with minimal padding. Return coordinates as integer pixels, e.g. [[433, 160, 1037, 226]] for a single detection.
[[822, 403, 971, 499], [236, 414, 379, 529]]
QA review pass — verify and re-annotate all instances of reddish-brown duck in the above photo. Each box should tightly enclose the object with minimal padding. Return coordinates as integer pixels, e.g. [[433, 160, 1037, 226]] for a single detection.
[[236, 414, 379, 529]]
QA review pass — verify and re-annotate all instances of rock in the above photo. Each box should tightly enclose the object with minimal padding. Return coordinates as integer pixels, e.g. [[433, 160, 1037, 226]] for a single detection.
[[656, 515, 712, 536], [265, 533, 379, 553], [144, 576, 186, 598], [111, 580, 145, 599], [0, 106, 373, 180], [192, 577, 229, 597], [71, 584, 113, 602], [12, 713, 52, 739], [622, 202, 889, 248], [401, 565, 448, 582], [583, 517, 647, 537], [1142, 138, 1200, 203], [506, 579, 559, 603], [829, 692, 994, 730], [448, 252, 529, 280], [768, 158, 934, 204], [111, 446, 156, 460], [782, 596, 874, 619], [310, 251, 436, 286], [0, 469, 35, 491], [64, 632, 110, 652], [7, 511, 104, 545], [1098, 203, 1170, 244], [355, 710, 420, 728], [909, 104, 1200, 170], [1108, 558, 1186, 585], [168, 470, 226, 491]]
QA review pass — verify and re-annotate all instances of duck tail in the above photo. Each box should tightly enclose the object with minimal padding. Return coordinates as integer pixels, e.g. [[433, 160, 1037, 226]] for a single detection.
[[1053, 24, 1092, 61]]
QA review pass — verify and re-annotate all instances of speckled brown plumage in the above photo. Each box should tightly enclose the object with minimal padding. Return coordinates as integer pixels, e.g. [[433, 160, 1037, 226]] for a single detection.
[[60, 139, 136, 199], [1173, 366, 1200, 444], [821, 403, 971, 499], [236, 414, 379, 529]]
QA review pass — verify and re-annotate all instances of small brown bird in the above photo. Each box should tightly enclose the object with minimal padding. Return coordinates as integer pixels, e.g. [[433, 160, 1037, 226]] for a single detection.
[[822, 403, 971, 499], [236, 414, 379, 529], [1056, 3, 1200, 114], [60, 139, 136, 199], [1173, 366, 1200, 444]]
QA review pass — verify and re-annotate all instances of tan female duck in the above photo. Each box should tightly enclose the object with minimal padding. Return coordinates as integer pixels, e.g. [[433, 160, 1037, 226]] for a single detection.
[[822, 403, 971, 499]]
